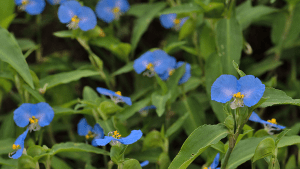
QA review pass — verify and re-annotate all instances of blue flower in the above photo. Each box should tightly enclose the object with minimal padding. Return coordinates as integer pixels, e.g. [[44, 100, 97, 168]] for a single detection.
[[249, 112, 285, 135], [176, 61, 191, 85], [58, 1, 97, 31], [77, 118, 105, 146], [96, 87, 132, 105], [133, 49, 172, 77], [211, 75, 265, 109], [204, 153, 220, 169], [158, 56, 177, 81], [9, 129, 29, 159], [140, 160, 149, 167], [95, 0, 130, 23], [15, 0, 46, 15], [94, 130, 143, 146], [13, 102, 54, 132], [47, 0, 67, 5], [139, 105, 156, 117], [159, 13, 189, 30]]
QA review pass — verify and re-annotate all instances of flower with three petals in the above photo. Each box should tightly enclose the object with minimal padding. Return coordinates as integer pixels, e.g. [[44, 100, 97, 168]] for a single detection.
[[15, 0, 46, 15], [159, 13, 189, 30], [211, 75, 265, 109], [249, 112, 285, 135], [96, 87, 132, 105], [77, 118, 105, 146], [95, 0, 130, 23], [58, 1, 97, 31], [94, 130, 143, 146], [13, 102, 54, 132]]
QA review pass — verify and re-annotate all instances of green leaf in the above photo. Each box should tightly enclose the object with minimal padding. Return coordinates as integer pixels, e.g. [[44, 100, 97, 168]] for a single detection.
[[232, 60, 246, 77], [18, 155, 36, 169], [215, 17, 243, 76], [23, 84, 45, 102], [51, 156, 72, 169], [143, 130, 164, 151], [131, 2, 166, 53], [199, 24, 217, 60], [179, 18, 196, 40], [0, 0, 14, 24], [53, 107, 92, 115], [165, 113, 188, 137], [163, 41, 186, 54], [100, 101, 123, 114], [53, 30, 74, 38], [155, 74, 168, 95], [0, 138, 14, 155], [110, 145, 127, 164], [123, 159, 142, 169], [127, 3, 150, 17], [17, 38, 36, 51], [0, 27, 34, 88], [285, 155, 297, 169], [117, 97, 151, 121], [277, 136, 300, 148], [127, 148, 162, 162], [226, 137, 265, 169], [245, 57, 282, 77], [111, 62, 134, 76], [0, 113, 15, 139], [211, 141, 225, 153], [169, 124, 228, 169], [180, 46, 198, 56], [0, 157, 17, 167], [259, 88, 300, 107], [158, 152, 170, 169], [252, 137, 275, 163], [83, 86, 99, 102], [151, 92, 171, 117], [159, 3, 203, 14], [205, 53, 226, 122], [0, 14, 16, 29], [39, 70, 99, 89], [275, 129, 290, 145]]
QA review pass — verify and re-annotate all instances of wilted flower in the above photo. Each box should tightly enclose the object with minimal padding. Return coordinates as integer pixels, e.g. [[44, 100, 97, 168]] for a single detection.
[[77, 118, 104, 146], [9, 129, 29, 159], [96, 87, 132, 105], [95, 0, 130, 23], [13, 102, 54, 132], [249, 112, 285, 135], [15, 0, 46, 15], [94, 130, 143, 146], [159, 13, 188, 30], [58, 1, 97, 31], [211, 75, 265, 109]]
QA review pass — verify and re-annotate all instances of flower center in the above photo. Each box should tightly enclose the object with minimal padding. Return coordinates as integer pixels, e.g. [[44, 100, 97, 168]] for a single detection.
[[115, 91, 122, 96], [233, 92, 244, 98], [112, 7, 120, 14], [169, 69, 175, 76], [12, 144, 20, 150], [112, 130, 121, 139], [85, 131, 94, 139], [173, 19, 180, 25], [29, 116, 38, 124], [267, 118, 277, 124], [71, 15, 80, 23], [22, 0, 28, 5], [146, 63, 153, 70], [67, 15, 80, 30]]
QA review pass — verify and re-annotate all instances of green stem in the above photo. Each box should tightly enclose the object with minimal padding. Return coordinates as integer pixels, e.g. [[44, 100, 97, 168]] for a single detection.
[[45, 155, 51, 169], [221, 135, 235, 169], [47, 124, 56, 145], [103, 146, 108, 168], [227, 0, 236, 18], [36, 15, 42, 63]]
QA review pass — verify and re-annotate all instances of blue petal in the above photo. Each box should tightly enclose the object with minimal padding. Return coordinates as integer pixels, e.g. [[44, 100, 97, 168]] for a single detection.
[[211, 75, 240, 103], [133, 51, 154, 74], [249, 112, 264, 123], [159, 14, 176, 29], [77, 118, 92, 136], [238, 75, 265, 107], [95, 0, 115, 23], [152, 50, 170, 74], [15, 0, 22, 5], [47, 0, 62, 5], [177, 62, 191, 85], [78, 6, 97, 31], [180, 17, 189, 28], [25, 0, 46, 15], [118, 130, 143, 145], [34, 102, 54, 127], [119, 96, 132, 106], [12, 129, 29, 159], [13, 103, 33, 128], [58, 1, 82, 23], [94, 136, 114, 146], [210, 153, 220, 169], [93, 123, 104, 139], [96, 87, 115, 96], [115, 0, 130, 12], [158, 72, 169, 81], [140, 160, 149, 167]]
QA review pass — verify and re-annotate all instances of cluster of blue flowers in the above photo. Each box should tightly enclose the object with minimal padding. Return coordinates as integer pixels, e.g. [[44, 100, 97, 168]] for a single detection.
[[159, 13, 189, 30], [15, 0, 130, 31], [10, 102, 54, 159], [133, 49, 191, 85]]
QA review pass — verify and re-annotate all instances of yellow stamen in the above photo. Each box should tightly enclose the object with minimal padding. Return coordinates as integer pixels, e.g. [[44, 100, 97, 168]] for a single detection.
[[112, 130, 121, 139], [85, 131, 94, 139], [22, 0, 28, 5], [146, 63, 153, 70], [12, 144, 20, 150], [267, 118, 277, 124], [29, 116, 38, 124], [112, 7, 120, 14], [174, 19, 180, 24], [115, 91, 122, 96], [169, 69, 175, 76], [233, 92, 244, 99], [71, 15, 80, 23]]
